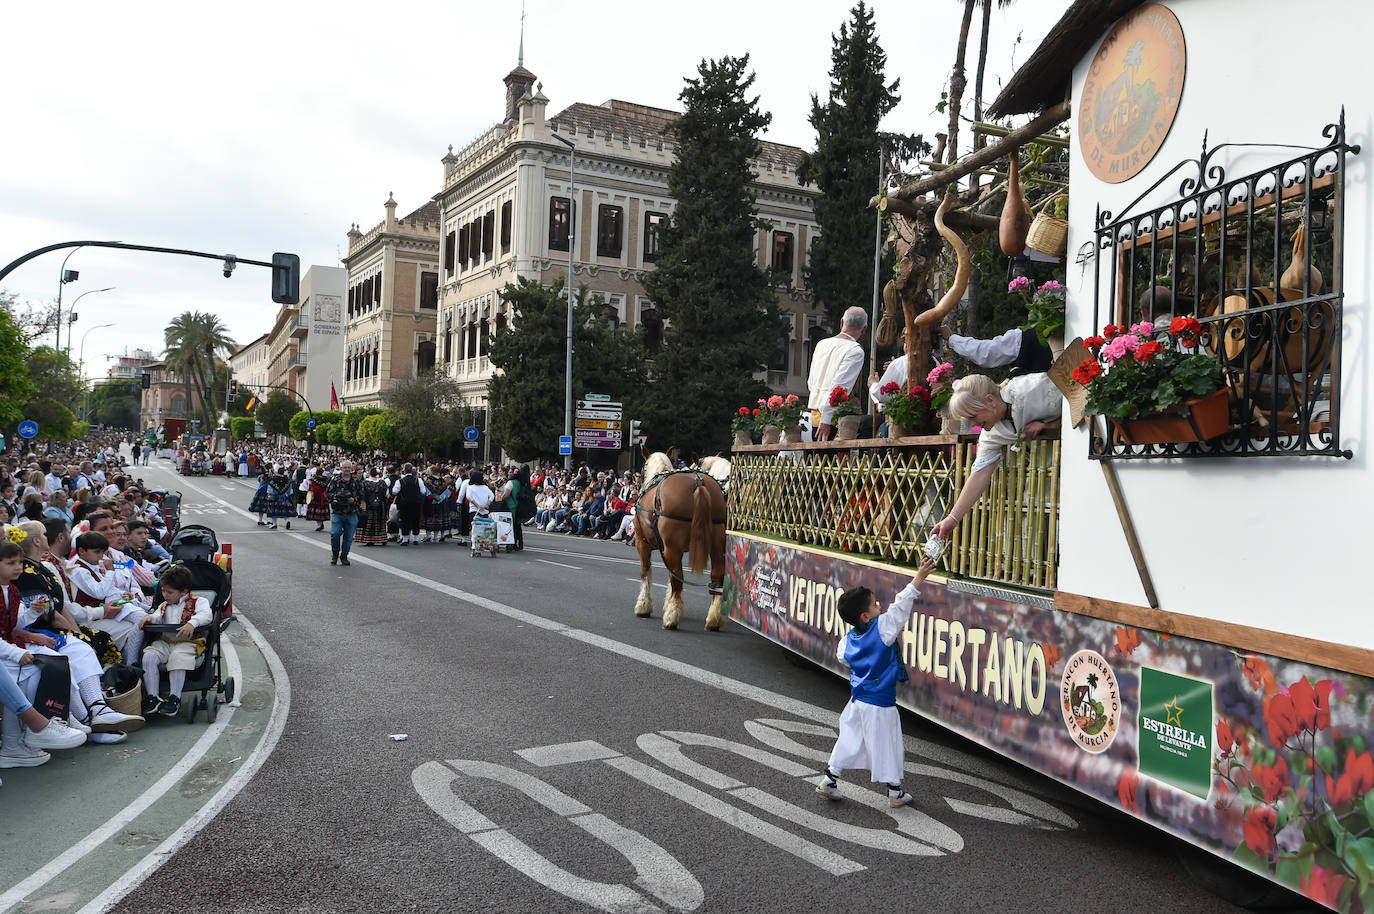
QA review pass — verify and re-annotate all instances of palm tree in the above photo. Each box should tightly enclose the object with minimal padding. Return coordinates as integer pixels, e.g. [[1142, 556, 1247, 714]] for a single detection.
[[164, 311, 236, 433]]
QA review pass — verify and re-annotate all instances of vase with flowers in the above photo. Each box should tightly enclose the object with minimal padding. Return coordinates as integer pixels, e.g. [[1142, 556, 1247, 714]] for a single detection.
[[828, 386, 863, 440], [1010, 276, 1067, 357], [732, 406, 761, 446], [759, 393, 804, 444], [927, 362, 960, 434], [1073, 315, 1229, 444], [879, 381, 933, 438]]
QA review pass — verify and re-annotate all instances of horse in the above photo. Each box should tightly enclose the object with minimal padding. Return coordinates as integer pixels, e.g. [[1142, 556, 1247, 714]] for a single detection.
[[633, 449, 728, 630]]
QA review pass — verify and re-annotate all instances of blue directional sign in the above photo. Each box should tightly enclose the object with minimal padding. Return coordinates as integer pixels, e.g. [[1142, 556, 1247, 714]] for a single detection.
[[17, 420, 38, 439], [307, 418, 317, 429], [558, 435, 572, 456], [464, 426, 479, 442]]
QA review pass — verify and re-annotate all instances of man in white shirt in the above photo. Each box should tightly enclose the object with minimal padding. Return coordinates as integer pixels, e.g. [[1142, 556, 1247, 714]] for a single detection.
[[946, 327, 1052, 378], [806, 307, 868, 441], [43, 465, 65, 496]]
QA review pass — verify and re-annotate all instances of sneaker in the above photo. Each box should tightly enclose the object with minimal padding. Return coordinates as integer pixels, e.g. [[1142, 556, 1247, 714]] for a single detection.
[[88, 701, 146, 735], [25, 719, 86, 751], [888, 791, 913, 808], [88, 731, 127, 745], [67, 715, 92, 735], [815, 779, 840, 800], [158, 695, 182, 717], [0, 744, 51, 767], [269, 523, 278, 529], [142, 694, 162, 715]]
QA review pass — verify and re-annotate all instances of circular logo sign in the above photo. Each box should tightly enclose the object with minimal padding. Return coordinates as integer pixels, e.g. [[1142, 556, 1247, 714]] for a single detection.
[[1078, 3, 1186, 183], [1060, 650, 1121, 753], [17, 420, 38, 439]]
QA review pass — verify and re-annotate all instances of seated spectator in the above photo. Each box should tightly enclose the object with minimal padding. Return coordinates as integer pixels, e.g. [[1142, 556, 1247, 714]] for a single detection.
[[596, 490, 631, 539], [20, 494, 45, 522], [43, 489, 74, 525], [572, 488, 605, 536], [0, 636, 87, 775], [125, 520, 170, 565]]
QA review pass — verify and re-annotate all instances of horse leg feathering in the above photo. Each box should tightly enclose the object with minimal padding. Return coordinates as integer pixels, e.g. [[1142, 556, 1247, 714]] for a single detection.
[[662, 547, 686, 630], [634, 519, 654, 618]]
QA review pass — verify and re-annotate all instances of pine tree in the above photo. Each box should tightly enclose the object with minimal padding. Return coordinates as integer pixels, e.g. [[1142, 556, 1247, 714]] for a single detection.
[[642, 55, 779, 458], [797, 2, 904, 334], [488, 277, 647, 462]]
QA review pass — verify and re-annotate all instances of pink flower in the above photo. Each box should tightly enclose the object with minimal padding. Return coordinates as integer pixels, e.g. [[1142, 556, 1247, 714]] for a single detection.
[[766, 395, 783, 409], [927, 362, 954, 386], [1131, 321, 1155, 337], [1008, 276, 1031, 293], [757, 398, 767, 407], [1038, 280, 1063, 292], [784, 394, 799, 406], [1101, 334, 1139, 365]]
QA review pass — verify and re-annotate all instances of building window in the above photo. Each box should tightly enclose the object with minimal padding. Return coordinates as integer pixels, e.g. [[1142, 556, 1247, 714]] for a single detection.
[[458, 225, 469, 267], [478, 317, 489, 357], [420, 271, 439, 309], [549, 196, 570, 252], [466, 320, 477, 359], [771, 231, 795, 278], [597, 204, 623, 258], [444, 328, 453, 363], [374, 273, 382, 305], [469, 220, 481, 266], [348, 285, 355, 318], [500, 201, 513, 252], [483, 210, 495, 258], [495, 311, 507, 337], [443, 231, 456, 274], [643, 211, 666, 262], [417, 339, 436, 376]]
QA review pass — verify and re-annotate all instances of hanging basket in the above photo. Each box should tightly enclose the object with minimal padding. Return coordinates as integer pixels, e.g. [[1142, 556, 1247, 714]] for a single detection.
[[1116, 388, 1231, 445], [1026, 192, 1068, 260]]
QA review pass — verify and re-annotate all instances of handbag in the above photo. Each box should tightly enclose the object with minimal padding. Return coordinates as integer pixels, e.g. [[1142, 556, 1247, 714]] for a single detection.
[[30, 653, 72, 720]]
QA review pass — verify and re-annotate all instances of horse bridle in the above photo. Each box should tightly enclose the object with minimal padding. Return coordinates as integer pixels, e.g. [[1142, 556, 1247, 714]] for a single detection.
[[637, 469, 725, 593]]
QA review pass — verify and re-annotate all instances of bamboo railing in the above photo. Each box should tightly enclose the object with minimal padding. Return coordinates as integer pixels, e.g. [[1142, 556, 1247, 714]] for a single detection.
[[729, 438, 1060, 591]]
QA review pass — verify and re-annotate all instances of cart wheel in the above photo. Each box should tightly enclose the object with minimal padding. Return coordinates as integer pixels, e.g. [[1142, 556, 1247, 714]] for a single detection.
[[207, 691, 218, 723], [222, 677, 236, 704]]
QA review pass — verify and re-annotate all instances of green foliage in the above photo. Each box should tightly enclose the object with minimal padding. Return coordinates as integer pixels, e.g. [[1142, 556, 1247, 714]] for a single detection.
[[0, 301, 36, 430], [255, 390, 298, 436], [1081, 320, 1225, 421], [163, 310, 236, 431], [641, 54, 779, 458], [381, 372, 470, 456], [289, 409, 343, 442], [229, 417, 257, 441], [488, 278, 648, 461], [797, 2, 912, 333], [313, 423, 340, 447], [86, 381, 142, 429], [343, 407, 385, 448], [23, 346, 82, 440], [356, 411, 403, 451]]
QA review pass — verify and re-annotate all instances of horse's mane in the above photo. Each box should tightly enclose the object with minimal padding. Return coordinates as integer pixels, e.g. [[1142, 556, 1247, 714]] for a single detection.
[[698, 455, 731, 486], [643, 452, 674, 478]]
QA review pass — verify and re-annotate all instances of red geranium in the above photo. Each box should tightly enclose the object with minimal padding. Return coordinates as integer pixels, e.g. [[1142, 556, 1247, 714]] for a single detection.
[[1300, 866, 1348, 907], [908, 384, 932, 404], [829, 385, 850, 407], [1103, 323, 1124, 340], [1084, 335, 1106, 352], [1133, 340, 1164, 363], [1071, 359, 1102, 386], [752, 408, 762, 417], [1242, 806, 1277, 858], [738, 406, 750, 416], [880, 381, 900, 397], [1169, 315, 1202, 345]]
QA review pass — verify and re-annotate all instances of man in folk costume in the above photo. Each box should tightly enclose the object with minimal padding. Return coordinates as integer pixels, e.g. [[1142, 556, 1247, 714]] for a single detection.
[[67, 532, 147, 663], [806, 306, 869, 441]]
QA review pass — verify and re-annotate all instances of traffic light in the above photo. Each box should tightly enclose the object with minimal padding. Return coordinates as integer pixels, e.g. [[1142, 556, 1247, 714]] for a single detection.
[[272, 252, 301, 305], [305, 427, 315, 442], [229, 379, 239, 403], [629, 419, 643, 445], [140, 372, 151, 390]]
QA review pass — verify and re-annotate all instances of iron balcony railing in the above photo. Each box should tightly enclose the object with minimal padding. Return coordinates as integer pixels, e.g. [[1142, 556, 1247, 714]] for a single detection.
[[729, 438, 1060, 591]]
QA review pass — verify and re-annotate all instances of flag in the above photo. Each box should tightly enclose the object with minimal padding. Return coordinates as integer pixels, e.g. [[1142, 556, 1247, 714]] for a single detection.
[[244, 394, 257, 412], [330, 381, 340, 411]]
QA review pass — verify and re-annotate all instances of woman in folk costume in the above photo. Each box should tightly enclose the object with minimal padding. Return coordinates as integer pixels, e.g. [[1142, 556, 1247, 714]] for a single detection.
[[422, 468, 452, 543], [249, 466, 296, 529], [305, 471, 330, 532], [15, 522, 123, 667], [356, 467, 391, 547]]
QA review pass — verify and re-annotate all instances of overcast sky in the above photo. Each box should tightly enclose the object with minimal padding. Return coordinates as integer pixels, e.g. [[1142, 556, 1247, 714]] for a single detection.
[[1, 0, 1059, 382]]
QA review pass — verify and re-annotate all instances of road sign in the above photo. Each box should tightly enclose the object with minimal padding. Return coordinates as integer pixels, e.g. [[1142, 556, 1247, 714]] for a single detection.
[[575, 419, 622, 430], [575, 410, 622, 422], [577, 399, 621, 410], [17, 420, 38, 439], [575, 429, 622, 449], [558, 435, 573, 456], [463, 426, 479, 442], [583, 393, 612, 402], [463, 440, 479, 449], [307, 418, 317, 429]]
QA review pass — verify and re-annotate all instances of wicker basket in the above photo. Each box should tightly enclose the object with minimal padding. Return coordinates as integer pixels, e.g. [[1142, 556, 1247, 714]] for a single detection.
[[104, 682, 143, 718], [1026, 192, 1068, 259]]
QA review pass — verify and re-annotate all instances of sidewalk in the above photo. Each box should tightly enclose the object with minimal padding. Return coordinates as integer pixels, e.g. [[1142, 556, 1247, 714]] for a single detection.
[[0, 610, 284, 914]]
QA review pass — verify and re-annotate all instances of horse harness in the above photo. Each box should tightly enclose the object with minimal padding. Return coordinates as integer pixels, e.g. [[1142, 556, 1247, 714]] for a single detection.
[[637, 469, 725, 593]]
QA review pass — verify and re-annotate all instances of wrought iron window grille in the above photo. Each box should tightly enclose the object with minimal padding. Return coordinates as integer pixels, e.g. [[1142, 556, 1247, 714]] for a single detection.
[[1089, 113, 1359, 460]]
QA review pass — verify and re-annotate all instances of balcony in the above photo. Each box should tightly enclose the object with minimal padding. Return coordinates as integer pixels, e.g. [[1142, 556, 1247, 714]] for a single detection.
[[287, 350, 307, 370], [729, 437, 1060, 592], [289, 313, 309, 338]]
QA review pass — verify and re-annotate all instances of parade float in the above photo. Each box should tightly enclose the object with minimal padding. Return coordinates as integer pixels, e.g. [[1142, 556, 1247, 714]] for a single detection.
[[725, 2, 1374, 909]]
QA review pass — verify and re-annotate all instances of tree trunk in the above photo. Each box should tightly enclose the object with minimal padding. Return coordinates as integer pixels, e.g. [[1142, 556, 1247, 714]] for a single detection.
[[945, 0, 980, 175], [973, 0, 994, 152]]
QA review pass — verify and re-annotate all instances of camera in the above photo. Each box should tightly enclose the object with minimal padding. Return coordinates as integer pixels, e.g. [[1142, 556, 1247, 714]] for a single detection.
[[222, 256, 237, 278]]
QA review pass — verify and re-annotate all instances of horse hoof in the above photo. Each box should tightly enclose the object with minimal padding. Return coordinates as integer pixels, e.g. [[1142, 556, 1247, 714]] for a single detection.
[[662, 620, 679, 631], [635, 608, 653, 618], [704, 620, 722, 632]]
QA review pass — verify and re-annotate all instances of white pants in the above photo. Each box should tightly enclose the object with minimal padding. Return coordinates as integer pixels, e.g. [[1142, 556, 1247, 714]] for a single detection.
[[827, 699, 905, 785]]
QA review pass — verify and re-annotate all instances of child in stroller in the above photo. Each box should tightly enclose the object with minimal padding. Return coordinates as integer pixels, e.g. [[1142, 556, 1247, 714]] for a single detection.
[[139, 564, 209, 718]]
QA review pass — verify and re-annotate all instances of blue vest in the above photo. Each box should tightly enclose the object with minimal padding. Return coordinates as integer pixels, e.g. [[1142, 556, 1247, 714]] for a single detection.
[[844, 620, 905, 707]]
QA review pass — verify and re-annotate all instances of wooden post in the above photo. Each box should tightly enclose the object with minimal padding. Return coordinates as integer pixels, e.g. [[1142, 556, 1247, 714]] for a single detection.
[[1098, 453, 1160, 609]]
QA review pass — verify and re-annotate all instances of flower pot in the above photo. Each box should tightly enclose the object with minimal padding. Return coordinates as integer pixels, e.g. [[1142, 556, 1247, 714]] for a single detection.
[[782, 425, 806, 445], [761, 426, 782, 445], [1117, 388, 1231, 445], [888, 423, 912, 440], [834, 415, 862, 441], [733, 429, 753, 447]]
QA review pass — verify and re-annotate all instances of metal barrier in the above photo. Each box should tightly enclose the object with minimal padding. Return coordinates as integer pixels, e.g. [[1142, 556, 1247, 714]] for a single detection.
[[729, 437, 1060, 591]]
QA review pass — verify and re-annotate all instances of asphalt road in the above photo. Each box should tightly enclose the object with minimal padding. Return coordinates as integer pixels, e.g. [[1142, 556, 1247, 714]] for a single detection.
[[108, 456, 1317, 914]]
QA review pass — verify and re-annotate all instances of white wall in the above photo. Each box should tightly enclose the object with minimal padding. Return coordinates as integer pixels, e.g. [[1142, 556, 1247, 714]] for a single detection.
[[301, 266, 346, 412], [1057, 0, 1373, 650]]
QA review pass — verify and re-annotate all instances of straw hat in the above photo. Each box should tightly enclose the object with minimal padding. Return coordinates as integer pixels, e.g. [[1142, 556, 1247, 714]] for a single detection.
[[1047, 337, 1091, 429]]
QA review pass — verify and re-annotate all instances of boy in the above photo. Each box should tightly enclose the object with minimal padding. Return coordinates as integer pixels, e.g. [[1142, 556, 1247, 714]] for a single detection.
[[66, 531, 147, 663], [816, 557, 937, 808], [140, 564, 211, 717]]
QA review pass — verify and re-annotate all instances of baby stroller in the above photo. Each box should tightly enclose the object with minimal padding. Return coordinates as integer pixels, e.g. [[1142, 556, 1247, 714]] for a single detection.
[[168, 524, 219, 563], [145, 560, 236, 723]]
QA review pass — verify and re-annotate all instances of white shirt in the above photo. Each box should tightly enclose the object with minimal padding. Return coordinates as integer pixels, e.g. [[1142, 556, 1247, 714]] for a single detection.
[[807, 333, 865, 424], [868, 355, 911, 414], [391, 475, 431, 497], [148, 594, 212, 629], [466, 484, 494, 512], [970, 374, 1064, 473], [948, 328, 1024, 368], [44, 474, 63, 496], [835, 583, 922, 663]]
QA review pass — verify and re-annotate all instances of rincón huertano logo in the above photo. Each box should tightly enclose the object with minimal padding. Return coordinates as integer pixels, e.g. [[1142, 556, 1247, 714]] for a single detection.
[[1060, 650, 1122, 753]]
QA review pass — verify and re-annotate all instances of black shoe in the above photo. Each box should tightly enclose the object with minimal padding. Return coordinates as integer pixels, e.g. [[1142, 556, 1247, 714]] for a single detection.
[[331, 553, 338, 565], [257, 520, 267, 526], [316, 524, 324, 532], [340, 556, 351, 566], [157, 695, 181, 717], [285, 521, 291, 530], [141, 694, 162, 715]]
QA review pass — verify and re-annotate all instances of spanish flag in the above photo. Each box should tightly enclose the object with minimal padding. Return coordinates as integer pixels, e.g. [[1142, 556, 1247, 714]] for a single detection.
[[244, 393, 257, 412]]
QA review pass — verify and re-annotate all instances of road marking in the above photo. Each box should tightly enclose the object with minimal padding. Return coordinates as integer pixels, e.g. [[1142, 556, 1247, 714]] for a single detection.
[[525, 545, 640, 566], [70, 613, 290, 913], [625, 578, 667, 590], [535, 558, 581, 571]]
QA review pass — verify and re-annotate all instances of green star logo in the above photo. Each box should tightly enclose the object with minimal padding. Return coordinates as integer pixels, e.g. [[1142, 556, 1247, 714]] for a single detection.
[[1164, 697, 1184, 726]]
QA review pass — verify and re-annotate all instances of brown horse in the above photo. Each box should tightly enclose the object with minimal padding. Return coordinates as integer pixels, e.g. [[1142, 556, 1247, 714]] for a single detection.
[[633, 449, 727, 630]]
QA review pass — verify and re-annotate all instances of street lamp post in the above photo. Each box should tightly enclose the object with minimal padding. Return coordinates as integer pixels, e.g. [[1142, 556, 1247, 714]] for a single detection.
[[552, 133, 576, 471], [63, 286, 114, 358], [78, 321, 116, 421], [54, 248, 83, 356]]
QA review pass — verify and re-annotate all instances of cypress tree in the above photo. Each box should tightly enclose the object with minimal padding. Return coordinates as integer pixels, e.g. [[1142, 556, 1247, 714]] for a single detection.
[[797, 2, 904, 334], [642, 55, 779, 458]]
